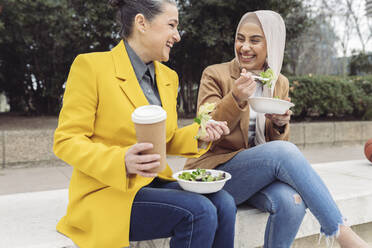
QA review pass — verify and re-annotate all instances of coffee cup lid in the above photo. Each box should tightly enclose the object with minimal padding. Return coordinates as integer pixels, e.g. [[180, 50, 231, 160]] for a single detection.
[[131, 105, 167, 124]]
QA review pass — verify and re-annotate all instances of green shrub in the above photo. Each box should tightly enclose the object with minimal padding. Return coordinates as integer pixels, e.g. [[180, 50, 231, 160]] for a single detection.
[[288, 75, 372, 121]]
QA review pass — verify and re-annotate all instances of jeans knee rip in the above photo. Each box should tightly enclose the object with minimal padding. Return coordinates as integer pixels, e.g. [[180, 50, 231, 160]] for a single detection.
[[293, 194, 302, 204], [317, 217, 348, 248]]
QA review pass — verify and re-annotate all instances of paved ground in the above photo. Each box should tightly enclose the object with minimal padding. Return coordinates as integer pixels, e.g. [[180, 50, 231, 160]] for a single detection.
[[0, 144, 367, 195]]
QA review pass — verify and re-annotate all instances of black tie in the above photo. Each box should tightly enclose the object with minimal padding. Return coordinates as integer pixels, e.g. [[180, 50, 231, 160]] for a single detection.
[[142, 68, 161, 106], [144, 68, 153, 86]]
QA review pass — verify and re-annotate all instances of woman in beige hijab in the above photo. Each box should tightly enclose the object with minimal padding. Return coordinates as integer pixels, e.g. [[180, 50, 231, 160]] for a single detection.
[[185, 10, 369, 248]]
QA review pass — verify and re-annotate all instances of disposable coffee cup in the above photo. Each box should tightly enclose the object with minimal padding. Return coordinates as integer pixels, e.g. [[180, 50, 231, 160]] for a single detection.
[[131, 105, 167, 173]]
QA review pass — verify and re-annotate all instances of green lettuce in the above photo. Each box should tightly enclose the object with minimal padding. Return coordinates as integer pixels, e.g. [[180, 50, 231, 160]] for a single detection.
[[194, 102, 216, 139], [259, 68, 275, 88]]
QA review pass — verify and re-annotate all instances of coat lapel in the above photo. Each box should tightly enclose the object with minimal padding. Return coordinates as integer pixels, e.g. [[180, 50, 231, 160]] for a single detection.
[[112, 41, 173, 112], [154, 61, 172, 115], [112, 40, 149, 108]]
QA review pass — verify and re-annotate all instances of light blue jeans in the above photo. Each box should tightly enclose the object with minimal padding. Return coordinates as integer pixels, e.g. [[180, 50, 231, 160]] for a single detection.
[[217, 140, 344, 248]]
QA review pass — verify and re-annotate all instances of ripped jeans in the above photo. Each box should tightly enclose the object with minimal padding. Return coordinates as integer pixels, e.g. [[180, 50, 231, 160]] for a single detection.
[[216, 140, 344, 248]]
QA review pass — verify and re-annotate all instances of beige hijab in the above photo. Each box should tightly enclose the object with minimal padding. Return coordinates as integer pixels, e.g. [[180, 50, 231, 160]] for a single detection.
[[234, 10, 286, 144]]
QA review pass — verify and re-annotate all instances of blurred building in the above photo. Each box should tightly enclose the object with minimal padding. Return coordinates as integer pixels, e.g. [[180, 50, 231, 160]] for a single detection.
[[329, 56, 351, 75], [0, 92, 10, 112], [367, 0, 372, 17]]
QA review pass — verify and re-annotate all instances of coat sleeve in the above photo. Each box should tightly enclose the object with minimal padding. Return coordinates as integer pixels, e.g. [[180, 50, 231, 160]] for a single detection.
[[197, 66, 248, 132], [53, 55, 129, 192], [265, 75, 290, 141]]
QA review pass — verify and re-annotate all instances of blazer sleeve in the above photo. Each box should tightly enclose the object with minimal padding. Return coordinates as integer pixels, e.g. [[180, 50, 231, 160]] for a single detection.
[[53, 55, 129, 192], [165, 71, 211, 157], [265, 75, 290, 141], [166, 123, 210, 157], [197, 66, 248, 132]]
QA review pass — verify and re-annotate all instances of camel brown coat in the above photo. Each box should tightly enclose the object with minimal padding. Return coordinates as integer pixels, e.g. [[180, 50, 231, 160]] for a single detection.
[[184, 59, 290, 170]]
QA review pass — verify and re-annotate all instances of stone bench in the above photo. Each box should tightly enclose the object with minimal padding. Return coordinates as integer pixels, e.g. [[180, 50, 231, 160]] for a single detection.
[[1, 160, 372, 248]]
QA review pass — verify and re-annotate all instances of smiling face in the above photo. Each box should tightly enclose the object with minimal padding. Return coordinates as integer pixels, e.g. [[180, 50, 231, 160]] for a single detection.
[[141, 3, 180, 62], [235, 22, 267, 71]]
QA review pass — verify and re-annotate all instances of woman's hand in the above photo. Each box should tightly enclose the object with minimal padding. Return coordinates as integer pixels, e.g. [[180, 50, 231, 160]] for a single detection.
[[265, 98, 292, 127], [125, 143, 160, 177], [265, 109, 292, 127], [232, 68, 256, 103], [198, 120, 230, 142]]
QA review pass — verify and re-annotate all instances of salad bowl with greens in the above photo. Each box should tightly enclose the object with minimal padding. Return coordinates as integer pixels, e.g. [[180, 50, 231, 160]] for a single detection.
[[172, 168, 232, 194], [249, 68, 294, 114], [249, 97, 294, 114]]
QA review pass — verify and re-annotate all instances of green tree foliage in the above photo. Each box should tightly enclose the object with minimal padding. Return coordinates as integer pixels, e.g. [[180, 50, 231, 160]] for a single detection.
[[0, 4, 5, 85], [0, 0, 118, 114], [168, 0, 312, 116], [349, 52, 372, 76], [0, 0, 311, 115]]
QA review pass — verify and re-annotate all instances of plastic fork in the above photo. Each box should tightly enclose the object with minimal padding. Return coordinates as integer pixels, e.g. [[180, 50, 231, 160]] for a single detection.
[[251, 75, 270, 81]]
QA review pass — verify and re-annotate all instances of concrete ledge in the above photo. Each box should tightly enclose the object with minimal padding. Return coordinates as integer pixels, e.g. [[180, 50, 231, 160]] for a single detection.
[[1, 121, 372, 167], [335, 122, 363, 145], [289, 122, 305, 145], [1, 160, 371, 248], [363, 122, 372, 140], [4, 129, 57, 165], [297, 121, 371, 148], [1, 131, 4, 168], [303, 122, 334, 146]]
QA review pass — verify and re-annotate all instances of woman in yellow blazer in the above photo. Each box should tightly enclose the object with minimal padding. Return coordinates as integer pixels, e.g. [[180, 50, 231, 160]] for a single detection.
[[185, 10, 369, 248], [53, 0, 235, 247]]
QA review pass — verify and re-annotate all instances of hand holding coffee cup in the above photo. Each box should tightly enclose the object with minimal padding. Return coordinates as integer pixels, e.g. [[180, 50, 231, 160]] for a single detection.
[[130, 105, 167, 175], [232, 68, 256, 104], [125, 143, 161, 178]]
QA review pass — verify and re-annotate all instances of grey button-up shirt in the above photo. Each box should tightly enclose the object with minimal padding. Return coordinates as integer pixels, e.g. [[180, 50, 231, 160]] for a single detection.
[[124, 41, 162, 106]]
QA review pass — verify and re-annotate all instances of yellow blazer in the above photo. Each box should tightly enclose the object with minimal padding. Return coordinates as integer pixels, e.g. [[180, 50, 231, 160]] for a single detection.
[[53, 41, 207, 248]]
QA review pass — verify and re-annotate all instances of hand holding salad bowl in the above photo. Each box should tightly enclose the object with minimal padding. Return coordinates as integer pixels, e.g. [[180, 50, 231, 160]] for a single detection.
[[246, 68, 294, 116]]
